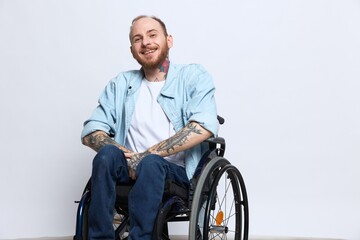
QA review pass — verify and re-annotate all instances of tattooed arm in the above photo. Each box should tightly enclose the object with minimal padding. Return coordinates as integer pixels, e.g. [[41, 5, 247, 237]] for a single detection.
[[125, 121, 212, 171], [82, 123, 211, 179], [150, 121, 212, 156], [82, 130, 132, 153], [82, 130, 138, 179]]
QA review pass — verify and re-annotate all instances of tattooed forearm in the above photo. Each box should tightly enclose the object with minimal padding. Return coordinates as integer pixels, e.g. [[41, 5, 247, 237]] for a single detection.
[[124, 123, 202, 172], [82, 131, 131, 153], [150, 122, 206, 156]]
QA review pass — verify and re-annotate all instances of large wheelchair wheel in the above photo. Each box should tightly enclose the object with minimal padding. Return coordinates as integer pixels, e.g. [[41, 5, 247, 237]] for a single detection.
[[189, 157, 249, 240]]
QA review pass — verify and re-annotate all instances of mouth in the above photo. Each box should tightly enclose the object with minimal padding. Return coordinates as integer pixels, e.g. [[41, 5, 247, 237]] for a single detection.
[[142, 49, 156, 55]]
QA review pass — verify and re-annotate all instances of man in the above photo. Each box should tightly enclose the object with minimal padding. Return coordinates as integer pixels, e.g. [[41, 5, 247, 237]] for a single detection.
[[81, 15, 218, 240]]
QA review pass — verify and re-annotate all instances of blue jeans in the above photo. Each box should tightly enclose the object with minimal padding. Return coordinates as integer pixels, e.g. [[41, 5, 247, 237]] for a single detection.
[[88, 145, 190, 240]]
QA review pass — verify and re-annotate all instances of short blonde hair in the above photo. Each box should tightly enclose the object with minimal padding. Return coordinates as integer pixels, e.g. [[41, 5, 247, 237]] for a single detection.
[[129, 15, 168, 41]]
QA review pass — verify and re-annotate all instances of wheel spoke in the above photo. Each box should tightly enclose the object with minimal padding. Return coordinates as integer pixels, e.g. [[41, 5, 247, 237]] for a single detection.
[[189, 158, 248, 240]]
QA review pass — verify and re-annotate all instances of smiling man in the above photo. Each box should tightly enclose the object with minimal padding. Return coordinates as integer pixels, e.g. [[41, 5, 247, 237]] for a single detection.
[[81, 15, 219, 240]]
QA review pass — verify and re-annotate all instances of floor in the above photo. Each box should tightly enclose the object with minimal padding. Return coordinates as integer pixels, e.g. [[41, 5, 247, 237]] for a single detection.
[[1, 236, 344, 240]]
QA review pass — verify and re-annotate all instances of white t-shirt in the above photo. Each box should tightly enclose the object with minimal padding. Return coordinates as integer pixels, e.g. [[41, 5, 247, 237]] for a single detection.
[[125, 79, 185, 167]]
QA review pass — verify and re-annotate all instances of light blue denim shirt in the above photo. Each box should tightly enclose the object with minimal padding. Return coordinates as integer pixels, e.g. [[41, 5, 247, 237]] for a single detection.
[[82, 63, 219, 179]]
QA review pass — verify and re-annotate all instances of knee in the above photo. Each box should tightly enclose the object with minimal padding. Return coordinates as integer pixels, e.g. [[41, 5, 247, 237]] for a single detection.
[[92, 145, 125, 169], [137, 154, 166, 174]]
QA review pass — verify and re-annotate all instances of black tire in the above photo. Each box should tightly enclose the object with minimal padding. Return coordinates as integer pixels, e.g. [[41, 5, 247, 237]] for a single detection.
[[153, 196, 188, 240], [189, 157, 249, 240], [78, 179, 130, 240], [83, 200, 89, 240]]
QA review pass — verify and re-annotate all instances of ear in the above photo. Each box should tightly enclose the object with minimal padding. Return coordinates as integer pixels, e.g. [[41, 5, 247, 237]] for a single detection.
[[130, 46, 135, 57], [167, 35, 174, 49]]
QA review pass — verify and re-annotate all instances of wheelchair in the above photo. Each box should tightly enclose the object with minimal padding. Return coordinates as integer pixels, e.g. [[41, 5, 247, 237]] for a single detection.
[[74, 116, 249, 240]]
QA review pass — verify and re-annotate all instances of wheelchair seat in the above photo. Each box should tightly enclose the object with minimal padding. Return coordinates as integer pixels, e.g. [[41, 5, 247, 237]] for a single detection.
[[74, 117, 249, 240], [114, 178, 189, 210]]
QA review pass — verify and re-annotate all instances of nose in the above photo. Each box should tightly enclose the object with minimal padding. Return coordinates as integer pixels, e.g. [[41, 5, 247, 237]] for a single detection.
[[141, 36, 151, 46]]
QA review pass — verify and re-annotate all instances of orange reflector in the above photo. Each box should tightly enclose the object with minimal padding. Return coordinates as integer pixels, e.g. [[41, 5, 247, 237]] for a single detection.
[[215, 210, 224, 225]]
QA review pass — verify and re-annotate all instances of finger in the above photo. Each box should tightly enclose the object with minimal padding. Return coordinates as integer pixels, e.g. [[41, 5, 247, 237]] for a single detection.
[[124, 152, 133, 158], [129, 169, 136, 180], [131, 173, 136, 180], [128, 167, 135, 178]]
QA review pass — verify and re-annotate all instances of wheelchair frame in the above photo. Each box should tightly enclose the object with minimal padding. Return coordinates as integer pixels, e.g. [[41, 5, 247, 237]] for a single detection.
[[74, 118, 249, 240]]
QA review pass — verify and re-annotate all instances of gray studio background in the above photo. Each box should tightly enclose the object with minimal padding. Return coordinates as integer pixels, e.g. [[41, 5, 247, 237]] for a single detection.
[[0, 0, 359, 239]]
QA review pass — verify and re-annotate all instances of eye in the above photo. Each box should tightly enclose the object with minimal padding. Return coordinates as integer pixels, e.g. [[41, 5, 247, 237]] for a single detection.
[[133, 37, 141, 43], [150, 33, 157, 38]]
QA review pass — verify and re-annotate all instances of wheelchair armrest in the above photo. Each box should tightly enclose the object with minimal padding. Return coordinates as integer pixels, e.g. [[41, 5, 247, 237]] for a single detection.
[[205, 136, 225, 145], [206, 115, 225, 155], [205, 136, 226, 157]]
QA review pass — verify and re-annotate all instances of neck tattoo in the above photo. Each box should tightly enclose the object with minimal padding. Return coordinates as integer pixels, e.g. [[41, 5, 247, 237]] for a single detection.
[[158, 58, 170, 79]]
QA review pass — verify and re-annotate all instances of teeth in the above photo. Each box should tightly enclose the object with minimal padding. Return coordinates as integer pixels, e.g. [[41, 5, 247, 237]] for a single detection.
[[144, 50, 155, 54]]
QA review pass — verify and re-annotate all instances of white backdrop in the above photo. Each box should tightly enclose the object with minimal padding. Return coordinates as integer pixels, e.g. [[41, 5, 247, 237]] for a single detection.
[[0, 0, 359, 239]]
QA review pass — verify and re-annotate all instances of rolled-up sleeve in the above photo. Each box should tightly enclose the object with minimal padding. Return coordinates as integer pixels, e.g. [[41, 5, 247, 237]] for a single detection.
[[81, 81, 117, 139], [184, 65, 219, 137]]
